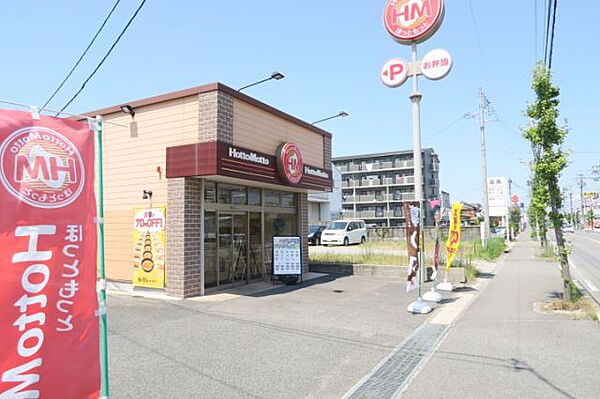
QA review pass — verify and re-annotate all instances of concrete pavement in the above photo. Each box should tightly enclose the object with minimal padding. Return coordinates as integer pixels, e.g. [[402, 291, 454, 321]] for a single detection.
[[107, 274, 435, 398], [401, 234, 600, 399]]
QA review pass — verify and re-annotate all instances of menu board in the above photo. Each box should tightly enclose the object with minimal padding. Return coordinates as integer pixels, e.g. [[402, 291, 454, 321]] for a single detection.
[[272, 236, 302, 275]]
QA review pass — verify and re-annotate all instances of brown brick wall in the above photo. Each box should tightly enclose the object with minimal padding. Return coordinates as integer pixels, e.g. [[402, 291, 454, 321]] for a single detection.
[[166, 177, 202, 298], [323, 135, 332, 167], [197, 90, 234, 144], [298, 192, 309, 274]]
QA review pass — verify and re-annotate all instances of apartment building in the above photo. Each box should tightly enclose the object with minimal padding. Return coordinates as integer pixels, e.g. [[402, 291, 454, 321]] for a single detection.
[[333, 149, 440, 227]]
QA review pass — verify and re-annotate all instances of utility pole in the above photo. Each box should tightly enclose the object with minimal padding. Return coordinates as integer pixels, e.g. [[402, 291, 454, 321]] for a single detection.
[[569, 187, 575, 227], [577, 174, 585, 229], [479, 88, 491, 245]]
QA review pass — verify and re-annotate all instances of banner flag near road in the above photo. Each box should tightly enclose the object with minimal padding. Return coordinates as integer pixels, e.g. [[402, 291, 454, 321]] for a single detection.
[[404, 202, 421, 291], [445, 203, 463, 272], [428, 198, 444, 281], [0, 110, 100, 398]]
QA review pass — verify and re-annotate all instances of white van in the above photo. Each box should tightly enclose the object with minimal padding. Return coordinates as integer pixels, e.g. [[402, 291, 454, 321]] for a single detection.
[[321, 220, 367, 246]]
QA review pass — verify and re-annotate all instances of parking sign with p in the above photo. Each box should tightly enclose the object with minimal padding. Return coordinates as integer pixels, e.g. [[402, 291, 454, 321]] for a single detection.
[[380, 58, 409, 88]]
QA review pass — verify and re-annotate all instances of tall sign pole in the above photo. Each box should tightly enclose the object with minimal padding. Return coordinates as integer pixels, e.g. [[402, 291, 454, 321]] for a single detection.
[[479, 89, 491, 244], [382, 0, 448, 314]]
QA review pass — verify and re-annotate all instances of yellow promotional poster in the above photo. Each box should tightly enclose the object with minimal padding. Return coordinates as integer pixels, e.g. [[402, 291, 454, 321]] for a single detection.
[[445, 203, 462, 272], [133, 206, 166, 288]]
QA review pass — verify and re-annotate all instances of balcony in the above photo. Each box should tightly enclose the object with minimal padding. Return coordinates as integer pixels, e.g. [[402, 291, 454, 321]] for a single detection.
[[391, 176, 415, 185], [360, 179, 381, 187]]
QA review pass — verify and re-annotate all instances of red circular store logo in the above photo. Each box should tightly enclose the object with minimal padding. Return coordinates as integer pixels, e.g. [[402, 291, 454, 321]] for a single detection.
[[277, 143, 303, 184], [383, 0, 445, 45], [0, 126, 85, 208]]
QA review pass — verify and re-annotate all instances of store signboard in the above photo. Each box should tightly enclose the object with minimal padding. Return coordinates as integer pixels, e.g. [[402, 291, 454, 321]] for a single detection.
[[272, 236, 302, 276], [383, 0, 445, 45], [133, 206, 166, 288], [166, 141, 333, 191], [0, 110, 100, 398], [488, 177, 509, 217]]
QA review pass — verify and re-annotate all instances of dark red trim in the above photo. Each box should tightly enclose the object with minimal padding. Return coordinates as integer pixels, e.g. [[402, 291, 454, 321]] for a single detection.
[[166, 141, 332, 191]]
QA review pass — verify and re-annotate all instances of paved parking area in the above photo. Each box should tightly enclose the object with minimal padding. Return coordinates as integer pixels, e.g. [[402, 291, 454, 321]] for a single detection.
[[107, 274, 434, 398]]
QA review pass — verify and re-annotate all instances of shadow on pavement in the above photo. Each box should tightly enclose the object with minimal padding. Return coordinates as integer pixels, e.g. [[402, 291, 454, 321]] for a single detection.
[[477, 272, 496, 279], [434, 351, 577, 399], [249, 273, 345, 298], [453, 286, 479, 293]]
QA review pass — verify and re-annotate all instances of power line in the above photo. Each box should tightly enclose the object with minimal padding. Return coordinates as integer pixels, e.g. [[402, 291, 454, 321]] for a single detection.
[[60, 0, 148, 113], [468, 0, 488, 83], [543, 0, 552, 64], [422, 116, 464, 143], [548, 0, 558, 69], [42, 0, 122, 109]]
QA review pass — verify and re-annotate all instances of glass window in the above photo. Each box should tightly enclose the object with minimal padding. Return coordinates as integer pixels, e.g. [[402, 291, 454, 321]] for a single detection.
[[264, 190, 281, 207], [204, 181, 216, 203], [204, 211, 217, 288], [219, 184, 247, 205], [281, 192, 295, 208], [248, 188, 261, 206]]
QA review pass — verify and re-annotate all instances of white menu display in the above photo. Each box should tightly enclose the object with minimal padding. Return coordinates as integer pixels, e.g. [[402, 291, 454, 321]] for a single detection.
[[272, 236, 302, 275]]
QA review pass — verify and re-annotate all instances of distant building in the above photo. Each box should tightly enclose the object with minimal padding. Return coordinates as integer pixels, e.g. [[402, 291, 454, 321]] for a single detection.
[[441, 190, 451, 224], [460, 202, 482, 225], [308, 165, 342, 224], [333, 149, 440, 226]]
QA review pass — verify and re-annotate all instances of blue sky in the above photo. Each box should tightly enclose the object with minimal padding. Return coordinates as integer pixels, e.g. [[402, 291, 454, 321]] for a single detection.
[[1, 1, 598, 205]]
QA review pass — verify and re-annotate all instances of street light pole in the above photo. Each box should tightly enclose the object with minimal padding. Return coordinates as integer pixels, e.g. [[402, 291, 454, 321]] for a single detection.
[[311, 111, 349, 125], [479, 88, 491, 245]]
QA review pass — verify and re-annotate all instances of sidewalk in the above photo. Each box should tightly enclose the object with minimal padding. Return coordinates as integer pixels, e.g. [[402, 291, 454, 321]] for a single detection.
[[401, 235, 600, 399]]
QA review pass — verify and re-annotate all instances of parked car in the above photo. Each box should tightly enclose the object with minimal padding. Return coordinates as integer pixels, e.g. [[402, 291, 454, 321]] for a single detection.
[[321, 220, 367, 246], [492, 227, 506, 237], [308, 225, 326, 245], [562, 224, 575, 233]]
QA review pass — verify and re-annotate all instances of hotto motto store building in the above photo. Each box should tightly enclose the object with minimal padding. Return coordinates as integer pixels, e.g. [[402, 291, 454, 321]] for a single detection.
[[84, 83, 333, 298]]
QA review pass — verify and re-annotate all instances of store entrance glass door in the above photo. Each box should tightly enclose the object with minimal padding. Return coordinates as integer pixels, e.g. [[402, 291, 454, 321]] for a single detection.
[[218, 213, 248, 286]]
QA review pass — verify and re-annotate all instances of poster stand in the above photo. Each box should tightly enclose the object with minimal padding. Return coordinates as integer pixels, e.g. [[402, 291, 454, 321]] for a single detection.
[[271, 235, 303, 285]]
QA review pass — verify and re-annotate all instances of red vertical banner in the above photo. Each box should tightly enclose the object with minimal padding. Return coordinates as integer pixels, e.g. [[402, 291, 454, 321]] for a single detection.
[[0, 109, 100, 398], [404, 202, 420, 291]]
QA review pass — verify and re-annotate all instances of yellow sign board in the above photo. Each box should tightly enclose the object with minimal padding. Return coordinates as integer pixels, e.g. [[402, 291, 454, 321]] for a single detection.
[[445, 203, 462, 272], [133, 206, 166, 288]]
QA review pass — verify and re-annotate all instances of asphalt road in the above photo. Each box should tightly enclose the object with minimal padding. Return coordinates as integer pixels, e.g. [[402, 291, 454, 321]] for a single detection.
[[568, 230, 600, 305], [106, 275, 433, 398]]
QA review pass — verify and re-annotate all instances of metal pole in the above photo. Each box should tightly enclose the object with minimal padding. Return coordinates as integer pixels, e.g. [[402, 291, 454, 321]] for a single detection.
[[95, 116, 110, 398], [569, 188, 574, 228], [410, 43, 424, 300], [479, 88, 491, 245], [579, 176, 585, 230]]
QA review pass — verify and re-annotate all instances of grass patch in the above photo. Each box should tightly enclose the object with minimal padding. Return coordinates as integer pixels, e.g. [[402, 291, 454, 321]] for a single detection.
[[463, 262, 480, 282], [546, 299, 598, 321], [538, 245, 556, 260], [469, 238, 506, 261], [309, 251, 407, 266], [546, 282, 598, 320]]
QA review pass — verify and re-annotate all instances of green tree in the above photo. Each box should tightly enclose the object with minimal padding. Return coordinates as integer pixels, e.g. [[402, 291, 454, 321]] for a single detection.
[[586, 209, 595, 228], [523, 63, 572, 300], [509, 205, 521, 238]]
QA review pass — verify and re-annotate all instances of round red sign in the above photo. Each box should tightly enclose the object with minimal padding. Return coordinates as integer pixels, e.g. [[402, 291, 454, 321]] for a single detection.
[[0, 126, 85, 208], [383, 0, 445, 45], [277, 143, 303, 184]]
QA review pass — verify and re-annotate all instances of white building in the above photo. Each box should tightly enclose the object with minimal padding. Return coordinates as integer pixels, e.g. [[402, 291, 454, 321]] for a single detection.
[[308, 165, 342, 224]]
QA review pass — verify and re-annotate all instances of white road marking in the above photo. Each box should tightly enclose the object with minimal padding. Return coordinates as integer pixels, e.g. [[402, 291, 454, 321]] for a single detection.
[[584, 280, 599, 292], [576, 235, 600, 245]]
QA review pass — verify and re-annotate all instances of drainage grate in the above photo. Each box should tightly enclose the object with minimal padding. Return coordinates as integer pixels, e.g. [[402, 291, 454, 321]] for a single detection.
[[343, 323, 448, 399]]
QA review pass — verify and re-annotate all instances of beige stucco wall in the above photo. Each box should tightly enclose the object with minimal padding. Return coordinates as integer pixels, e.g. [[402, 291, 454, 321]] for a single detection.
[[232, 99, 325, 168], [101, 96, 199, 280]]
